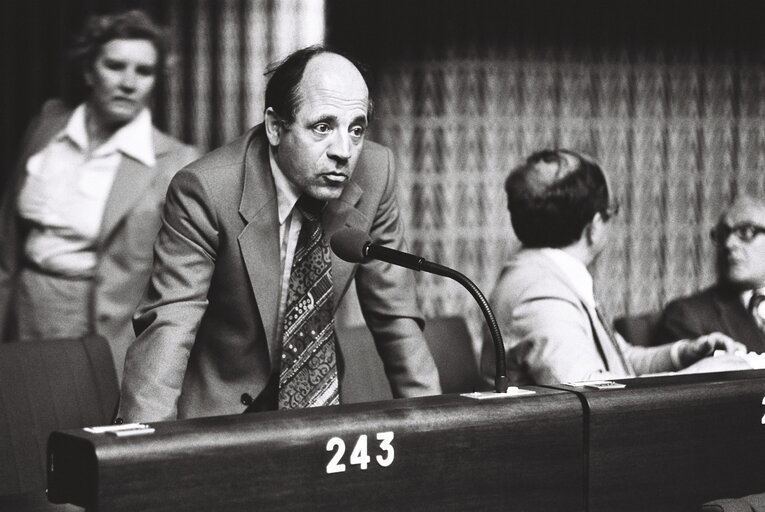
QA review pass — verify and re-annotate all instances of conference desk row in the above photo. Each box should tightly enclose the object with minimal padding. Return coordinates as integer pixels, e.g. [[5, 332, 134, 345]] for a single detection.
[[44, 370, 765, 511]]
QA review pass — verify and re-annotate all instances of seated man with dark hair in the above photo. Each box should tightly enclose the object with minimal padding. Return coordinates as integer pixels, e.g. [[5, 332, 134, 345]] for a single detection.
[[655, 195, 765, 352], [479, 149, 749, 386]]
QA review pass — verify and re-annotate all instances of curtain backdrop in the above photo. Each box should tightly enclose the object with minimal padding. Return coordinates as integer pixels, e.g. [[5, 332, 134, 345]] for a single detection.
[[162, 0, 325, 151], [327, 0, 765, 352], [4, 1, 764, 356]]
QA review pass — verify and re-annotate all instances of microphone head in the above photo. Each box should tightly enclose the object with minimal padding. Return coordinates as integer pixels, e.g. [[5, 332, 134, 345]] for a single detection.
[[330, 228, 370, 263]]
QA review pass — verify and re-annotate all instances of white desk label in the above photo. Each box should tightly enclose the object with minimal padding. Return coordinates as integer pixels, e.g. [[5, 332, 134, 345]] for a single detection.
[[326, 431, 395, 474]]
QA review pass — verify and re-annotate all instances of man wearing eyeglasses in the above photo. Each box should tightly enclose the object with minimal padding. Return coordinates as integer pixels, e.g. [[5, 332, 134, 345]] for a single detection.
[[479, 149, 748, 386], [656, 195, 765, 352]]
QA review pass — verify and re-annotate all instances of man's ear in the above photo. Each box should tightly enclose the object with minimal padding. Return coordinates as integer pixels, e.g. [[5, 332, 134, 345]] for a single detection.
[[264, 107, 283, 146], [586, 212, 605, 245]]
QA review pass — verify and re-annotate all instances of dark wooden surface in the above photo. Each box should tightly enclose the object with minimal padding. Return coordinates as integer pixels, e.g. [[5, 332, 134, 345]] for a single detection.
[[46, 370, 765, 511], [48, 389, 583, 512], [549, 369, 765, 512], [0, 491, 83, 512]]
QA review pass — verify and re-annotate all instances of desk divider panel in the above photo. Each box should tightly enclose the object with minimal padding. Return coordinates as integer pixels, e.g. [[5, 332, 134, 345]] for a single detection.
[[48, 389, 584, 512], [547, 369, 765, 512]]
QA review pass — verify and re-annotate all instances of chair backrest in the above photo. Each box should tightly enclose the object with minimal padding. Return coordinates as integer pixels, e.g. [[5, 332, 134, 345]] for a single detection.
[[614, 311, 663, 347], [337, 316, 485, 401], [336, 324, 394, 404], [0, 335, 119, 496], [423, 316, 485, 394]]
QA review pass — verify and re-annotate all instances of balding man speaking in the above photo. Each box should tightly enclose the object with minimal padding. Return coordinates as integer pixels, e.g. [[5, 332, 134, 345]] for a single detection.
[[118, 46, 440, 422]]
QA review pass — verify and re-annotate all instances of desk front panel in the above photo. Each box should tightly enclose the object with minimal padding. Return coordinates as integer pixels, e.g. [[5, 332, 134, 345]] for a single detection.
[[48, 389, 583, 511]]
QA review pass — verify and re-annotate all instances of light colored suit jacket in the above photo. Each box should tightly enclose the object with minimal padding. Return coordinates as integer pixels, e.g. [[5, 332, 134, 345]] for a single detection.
[[0, 100, 199, 380], [118, 124, 441, 422], [479, 249, 677, 386]]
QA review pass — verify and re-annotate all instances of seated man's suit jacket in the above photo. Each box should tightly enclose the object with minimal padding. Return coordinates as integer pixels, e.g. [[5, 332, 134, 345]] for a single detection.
[[479, 249, 677, 386], [655, 285, 765, 352], [119, 124, 440, 422]]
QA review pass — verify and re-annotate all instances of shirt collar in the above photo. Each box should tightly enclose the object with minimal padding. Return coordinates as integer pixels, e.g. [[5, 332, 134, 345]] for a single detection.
[[541, 248, 596, 307], [109, 108, 156, 166], [59, 104, 88, 150], [59, 104, 156, 167], [269, 148, 301, 225]]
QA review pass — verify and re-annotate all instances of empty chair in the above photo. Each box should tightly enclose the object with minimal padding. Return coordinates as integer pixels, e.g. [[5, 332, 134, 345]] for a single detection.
[[424, 316, 485, 394], [614, 311, 662, 347], [0, 335, 119, 497], [335, 323, 394, 404], [337, 316, 485, 401]]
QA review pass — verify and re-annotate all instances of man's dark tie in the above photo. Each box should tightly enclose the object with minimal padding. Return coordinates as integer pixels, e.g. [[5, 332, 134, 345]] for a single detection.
[[595, 305, 631, 375], [278, 196, 340, 409]]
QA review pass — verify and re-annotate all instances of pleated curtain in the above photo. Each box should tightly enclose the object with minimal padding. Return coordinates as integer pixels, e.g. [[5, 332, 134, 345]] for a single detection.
[[363, 22, 765, 352]]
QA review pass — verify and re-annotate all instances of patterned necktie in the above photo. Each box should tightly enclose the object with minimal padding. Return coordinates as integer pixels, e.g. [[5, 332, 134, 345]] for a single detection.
[[278, 196, 340, 409]]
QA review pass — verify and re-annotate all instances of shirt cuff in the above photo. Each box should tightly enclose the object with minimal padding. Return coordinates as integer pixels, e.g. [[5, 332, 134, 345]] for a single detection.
[[670, 340, 687, 370]]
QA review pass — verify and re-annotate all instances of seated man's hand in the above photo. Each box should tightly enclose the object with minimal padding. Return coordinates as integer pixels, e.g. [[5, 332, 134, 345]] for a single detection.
[[676, 332, 747, 368]]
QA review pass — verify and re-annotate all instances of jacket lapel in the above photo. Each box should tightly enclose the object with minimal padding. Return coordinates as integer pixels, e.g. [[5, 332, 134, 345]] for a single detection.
[[98, 127, 172, 244], [324, 181, 367, 310], [98, 157, 154, 244], [237, 136, 282, 362], [712, 287, 765, 349]]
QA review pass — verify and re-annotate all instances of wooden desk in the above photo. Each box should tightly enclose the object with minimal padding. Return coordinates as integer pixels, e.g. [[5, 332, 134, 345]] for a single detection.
[[0, 491, 83, 512], [48, 389, 583, 511], [549, 369, 765, 512]]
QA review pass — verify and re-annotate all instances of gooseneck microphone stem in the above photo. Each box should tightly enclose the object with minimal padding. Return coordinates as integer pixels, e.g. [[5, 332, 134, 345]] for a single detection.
[[424, 261, 509, 394], [363, 242, 509, 394]]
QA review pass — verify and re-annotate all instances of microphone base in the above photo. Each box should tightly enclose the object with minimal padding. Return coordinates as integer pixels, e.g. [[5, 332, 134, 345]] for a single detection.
[[460, 388, 537, 400]]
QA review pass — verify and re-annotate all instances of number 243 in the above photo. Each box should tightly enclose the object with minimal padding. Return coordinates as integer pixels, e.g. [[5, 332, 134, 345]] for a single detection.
[[326, 432, 395, 474]]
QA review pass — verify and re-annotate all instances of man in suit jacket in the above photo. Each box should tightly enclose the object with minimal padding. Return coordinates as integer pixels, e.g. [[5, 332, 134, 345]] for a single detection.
[[479, 149, 747, 386], [118, 47, 440, 422], [655, 196, 765, 352], [0, 99, 198, 379]]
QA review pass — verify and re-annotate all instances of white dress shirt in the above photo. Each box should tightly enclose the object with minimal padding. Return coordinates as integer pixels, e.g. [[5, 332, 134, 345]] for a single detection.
[[540, 248, 596, 307], [269, 148, 308, 358], [18, 104, 155, 276], [741, 288, 765, 329]]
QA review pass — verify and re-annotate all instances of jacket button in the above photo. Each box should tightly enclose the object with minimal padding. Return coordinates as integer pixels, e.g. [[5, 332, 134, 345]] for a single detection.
[[114, 417, 124, 425], [241, 393, 253, 406]]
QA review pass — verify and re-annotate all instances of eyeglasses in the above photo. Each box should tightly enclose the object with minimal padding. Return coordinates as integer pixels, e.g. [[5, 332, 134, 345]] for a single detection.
[[601, 202, 620, 222], [710, 222, 765, 245]]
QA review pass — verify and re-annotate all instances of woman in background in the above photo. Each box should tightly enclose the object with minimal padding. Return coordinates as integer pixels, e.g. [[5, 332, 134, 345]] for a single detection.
[[0, 9, 199, 381]]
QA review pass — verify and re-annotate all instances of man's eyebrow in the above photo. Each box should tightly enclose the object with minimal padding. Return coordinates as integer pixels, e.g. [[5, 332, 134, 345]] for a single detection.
[[306, 114, 338, 125], [351, 115, 368, 126], [304, 114, 368, 127]]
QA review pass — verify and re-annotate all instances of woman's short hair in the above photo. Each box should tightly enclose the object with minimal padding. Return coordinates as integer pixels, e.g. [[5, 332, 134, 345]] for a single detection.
[[67, 9, 166, 101]]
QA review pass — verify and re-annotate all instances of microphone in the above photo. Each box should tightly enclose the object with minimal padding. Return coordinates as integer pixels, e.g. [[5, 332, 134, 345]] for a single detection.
[[331, 227, 509, 394]]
